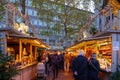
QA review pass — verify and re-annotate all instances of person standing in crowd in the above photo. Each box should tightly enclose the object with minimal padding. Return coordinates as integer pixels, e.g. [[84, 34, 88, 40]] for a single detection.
[[59, 53, 64, 71], [51, 51, 60, 80], [87, 53, 100, 80], [71, 50, 88, 80], [45, 53, 51, 76], [64, 52, 70, 72]]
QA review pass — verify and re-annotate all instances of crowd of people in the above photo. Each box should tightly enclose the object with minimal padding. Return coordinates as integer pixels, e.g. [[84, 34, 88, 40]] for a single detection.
[[37, 50, 109, 80], [38, 50, 74, 80]]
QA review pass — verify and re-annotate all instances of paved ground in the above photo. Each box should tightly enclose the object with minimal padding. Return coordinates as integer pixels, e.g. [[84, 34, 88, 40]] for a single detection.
[[35, 70, 74, 80], [46, 71, 74, 80], [35, 70, 110, 80]]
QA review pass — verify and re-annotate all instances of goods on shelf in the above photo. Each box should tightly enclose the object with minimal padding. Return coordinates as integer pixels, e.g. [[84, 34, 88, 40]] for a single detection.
[[97, 41, 112, 71]]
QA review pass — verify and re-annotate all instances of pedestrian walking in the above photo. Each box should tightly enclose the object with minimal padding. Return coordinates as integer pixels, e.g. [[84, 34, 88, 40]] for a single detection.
[[51, 51, 60, 80], [64, 52, 70, 72], [59, 53, 64, 71], [45, 53, 51, 76], [71, 50, 88, 80]]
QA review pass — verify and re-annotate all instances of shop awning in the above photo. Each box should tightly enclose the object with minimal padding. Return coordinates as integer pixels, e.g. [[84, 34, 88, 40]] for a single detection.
[[0, 27, 50, 49], [66, 35, 111, 51], [7, 34, 50, 49], [66, 30, 120, 51]]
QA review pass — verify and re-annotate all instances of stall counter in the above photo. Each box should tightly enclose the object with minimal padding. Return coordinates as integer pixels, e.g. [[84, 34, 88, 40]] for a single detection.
[[12, 62, 37, 80]]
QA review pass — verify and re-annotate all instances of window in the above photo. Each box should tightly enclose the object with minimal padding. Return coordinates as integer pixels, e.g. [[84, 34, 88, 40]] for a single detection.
[[32, 20, 34, 24], [42, 39, 47, 43], [49, 40, 55, 46], [37, 20, 39, 25], [34, 20, 37, 25], [32, 10, 34, 15], [34, 11, 37, 16], [28, 9, 32, 15]]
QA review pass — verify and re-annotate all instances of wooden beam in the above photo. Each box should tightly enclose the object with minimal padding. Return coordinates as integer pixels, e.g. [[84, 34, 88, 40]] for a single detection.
[[19, 39, 22, 62]]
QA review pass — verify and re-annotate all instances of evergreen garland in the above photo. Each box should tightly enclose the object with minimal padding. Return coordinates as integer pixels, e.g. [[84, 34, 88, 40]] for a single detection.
[[0, 52, 19, 80]]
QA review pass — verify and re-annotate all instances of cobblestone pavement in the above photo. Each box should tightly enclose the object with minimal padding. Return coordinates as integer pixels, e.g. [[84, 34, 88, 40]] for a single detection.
[[46, 71, 74, 80]]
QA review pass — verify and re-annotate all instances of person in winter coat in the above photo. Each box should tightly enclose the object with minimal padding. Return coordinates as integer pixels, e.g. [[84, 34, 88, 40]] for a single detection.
[[88, 53, 100, 80], [64, 52, 70, 72], [51, 51, 60, 80], [71, 50, 88, 80]]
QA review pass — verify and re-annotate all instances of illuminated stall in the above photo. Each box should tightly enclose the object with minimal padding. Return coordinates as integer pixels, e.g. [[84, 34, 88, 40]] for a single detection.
[[0, 28, 49, 80], [66, 30, 120, 72], [0, 27, 49, 78], [67, 0, 120, 73], [0, 3, 49, 79]]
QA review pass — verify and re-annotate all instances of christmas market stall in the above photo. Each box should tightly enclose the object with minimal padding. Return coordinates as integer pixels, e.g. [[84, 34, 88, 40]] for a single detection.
[[0, 27, 49, 80], [0, 3, 49, 79], [66, 30, 120, 73]]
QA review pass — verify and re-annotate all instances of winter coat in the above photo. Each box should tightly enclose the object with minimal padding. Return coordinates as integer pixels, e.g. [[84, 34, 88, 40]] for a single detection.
[[71, 55, 88, 80], [51, 54, 60, 65], [88, 58, 100, 80], [64, 53, 70, 63]]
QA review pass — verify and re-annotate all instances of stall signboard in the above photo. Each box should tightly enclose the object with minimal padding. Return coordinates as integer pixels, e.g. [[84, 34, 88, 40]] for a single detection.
[[0, 32, 6, 54], [112, 41, 119, 51]]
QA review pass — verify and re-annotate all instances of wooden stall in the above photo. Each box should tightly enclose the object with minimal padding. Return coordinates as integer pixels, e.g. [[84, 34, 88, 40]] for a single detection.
[[0, 28, 49, 80], [66, 30, 120, 73]]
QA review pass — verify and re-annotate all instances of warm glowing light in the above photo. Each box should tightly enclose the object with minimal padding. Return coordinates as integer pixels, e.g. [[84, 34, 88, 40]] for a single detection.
[[17, 23, 29, 34], [34, 40, 40, 44]]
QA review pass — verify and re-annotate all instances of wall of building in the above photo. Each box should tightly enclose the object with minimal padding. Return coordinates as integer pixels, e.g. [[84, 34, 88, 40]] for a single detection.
[[25, 1, 66, 49]]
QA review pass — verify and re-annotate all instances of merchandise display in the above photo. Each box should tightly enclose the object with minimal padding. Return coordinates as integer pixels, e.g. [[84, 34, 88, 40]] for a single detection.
[[97, 40, 112, 71], [85, 39, 112, 71]]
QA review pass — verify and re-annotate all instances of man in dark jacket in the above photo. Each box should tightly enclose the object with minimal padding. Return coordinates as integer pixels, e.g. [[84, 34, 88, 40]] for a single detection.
[[71, 50, 88, 80], [51, 51, 60, 80]]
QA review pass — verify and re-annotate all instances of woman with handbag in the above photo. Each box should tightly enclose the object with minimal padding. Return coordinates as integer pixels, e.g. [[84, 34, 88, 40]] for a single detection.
[[88, 53, 100, 80]]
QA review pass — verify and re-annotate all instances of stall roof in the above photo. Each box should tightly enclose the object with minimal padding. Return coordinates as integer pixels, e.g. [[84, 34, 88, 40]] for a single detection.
[[8, 34, 50, 48], [0, 27, 25, 35], [66, 36, 111, 51], [66, 30, 119, 51], [0, 28, 50, 49], [94, 30, 120, 37]]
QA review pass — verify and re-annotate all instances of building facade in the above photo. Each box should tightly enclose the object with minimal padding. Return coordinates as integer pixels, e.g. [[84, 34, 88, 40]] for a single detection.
[[26, 1, 66, 50], [0, 0, 94, 50], [0, 0, 66, 50]]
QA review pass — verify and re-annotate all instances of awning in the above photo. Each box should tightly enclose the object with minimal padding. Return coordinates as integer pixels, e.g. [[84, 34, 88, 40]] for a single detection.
[[66, 35, 111, 51], [7, 34, 50, 49]]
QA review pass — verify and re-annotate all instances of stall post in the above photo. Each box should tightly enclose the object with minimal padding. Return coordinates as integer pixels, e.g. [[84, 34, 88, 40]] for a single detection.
[[118, 10, 120, 29], [35, 47, 37, 61], [118, 11, 120, 67], [19, 39, 22, 62], [30, 44, 32, 62]]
